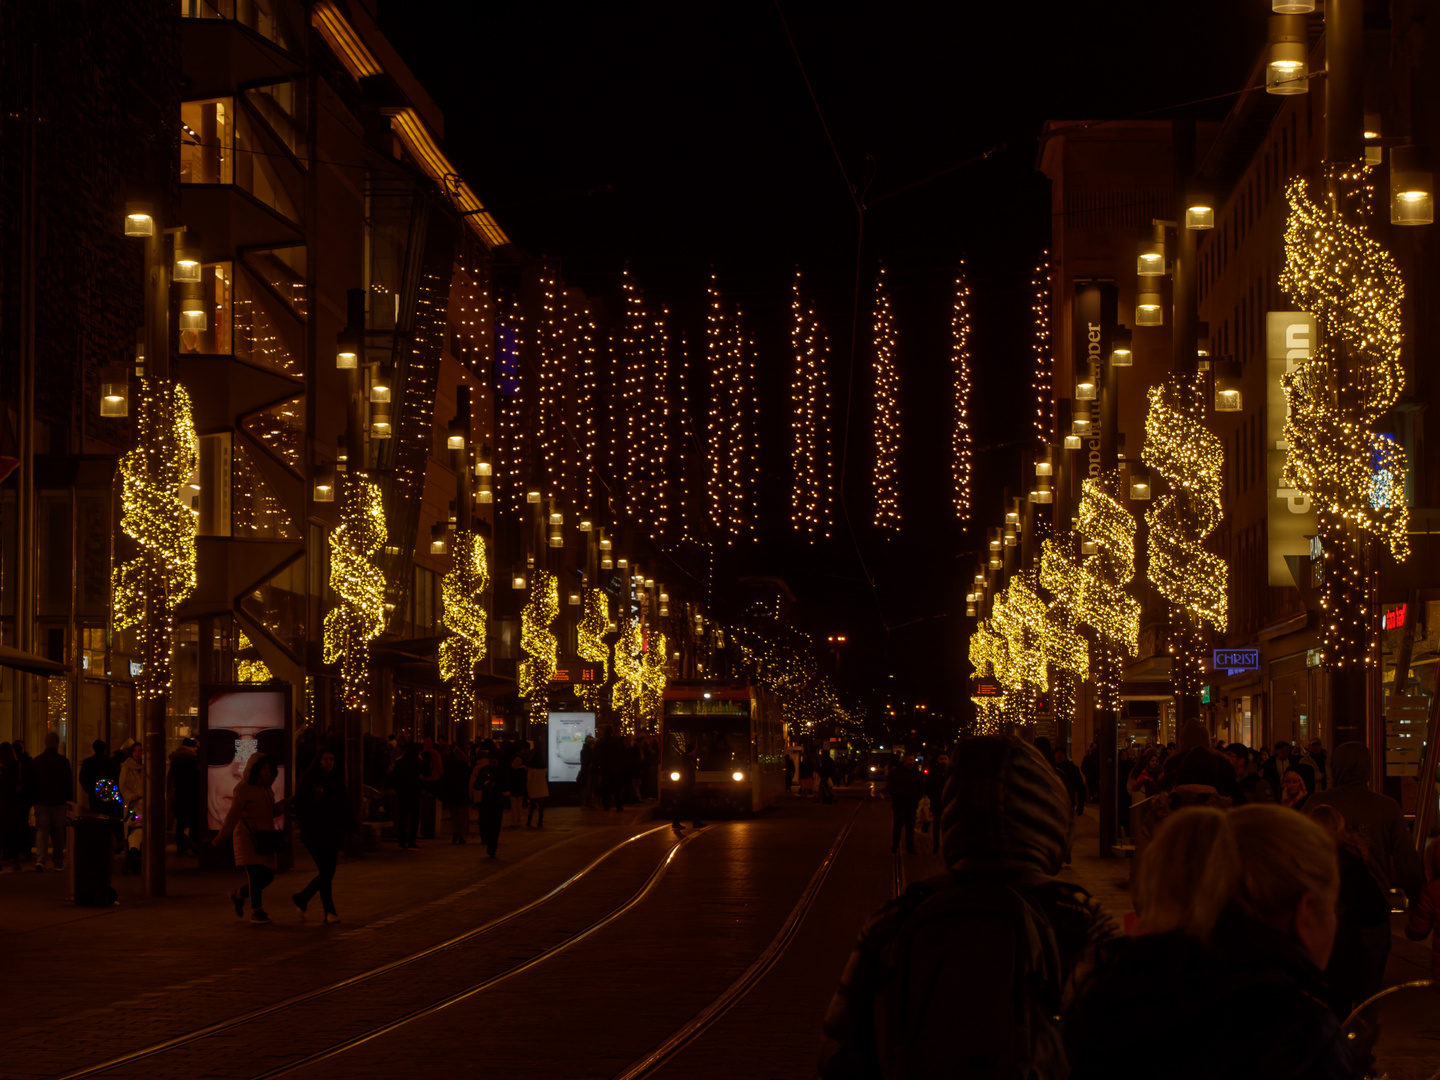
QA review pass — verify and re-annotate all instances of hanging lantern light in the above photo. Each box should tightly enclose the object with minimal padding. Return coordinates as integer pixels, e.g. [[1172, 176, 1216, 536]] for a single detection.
[[1081, 537, 1098, 556], [123, 199, 154, 237], [579, 519, 593, 532], [526, 488, 542, 504], [1030, 477, 1053, 504], [99, 362, 130, 417], [966, 602, 977, 617], [1391, 145, 1434, 226], [370, 364, 392, 403], [1129, 465, 1152, 501], [1110, 328, 1133, 367], [1184, 182, 1215, 230], [1035, 445, 1054, 477], [1196, 322, 1212, 372], [1272, 0, 1312, 11], [568, 591, 582, 606], [173, 237, 202, 283], [1075, 373, 1097, 400], [1136, 290, 1164, 327], [512, 567, 528, 590], [178, 289, 207, 332], [1364, 113, 1383, 166], [1003, 522, 1017, 547], [1214, 360, 1243, 412], [313, 462, 336, 503], [1266, 15, 1309, 95], [1063, 431, 1082, 450], [1136, 226, 1166, 277], [601, 552, 613, 570], [1072, 415, 1093, 437], [336, 345, 358, 370], [447, 416, 467, 450], [370, 400, 392, 438], [429, 522, 448, 554]]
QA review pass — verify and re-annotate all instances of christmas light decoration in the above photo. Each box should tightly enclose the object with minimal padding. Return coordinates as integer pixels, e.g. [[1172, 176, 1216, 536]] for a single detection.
[[575, 588, 610, 707], [1279, 168, 1410, 666], [112, 378, 199, 699], [953, 265, 975, 520], [872, 265, 901, 530], [619, 271, 672, 537], [611, 617, 645, 732], [323, 476, 386, 710], [235, 630, 272, 683], [790, 272, 834, 540], [517, 569, 559, 700], [988, 572, 1050, 692], [705, 276, 757, 541], [640, 631, 669, 720], [1142, 377, 1228, 630], [440, 531, 489, 725], [1031, 254, 1054, 442]]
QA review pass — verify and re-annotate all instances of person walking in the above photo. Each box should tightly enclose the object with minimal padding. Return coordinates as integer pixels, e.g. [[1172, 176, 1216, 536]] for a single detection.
[[597, 727, 628, 812], [819, 736, 1112, 1079], [389, 742, 423, 850], [1052, 747, 1086, 817], [469, 752, 506, 858], [883, 753, 924, 855], [79, 740, 116, 816], [797, 751, 815, 797], [525, 756, 549, 828], [213, 753, 289, 924], [167, 737, 202, 856], [670, 741, 705, 833], [1309, 804, 1392, 1016], [29, 732, 73, 872], [290, 749, 355, 924], [577, 735, 598, 808], [784, 752, 795, 794], [506, 754, 528, 828], [921, 751, 948, 854], [442, 744, 472, 844], [118, 741, 145, 873], [818, 750, 837, 804]]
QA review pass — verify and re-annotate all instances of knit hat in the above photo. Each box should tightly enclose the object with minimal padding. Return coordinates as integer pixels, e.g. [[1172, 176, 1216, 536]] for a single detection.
[[940, 735, 1072, 874]]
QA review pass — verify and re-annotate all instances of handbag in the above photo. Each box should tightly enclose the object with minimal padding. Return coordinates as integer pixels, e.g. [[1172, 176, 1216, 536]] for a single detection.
[[244, 817, 284, 855]]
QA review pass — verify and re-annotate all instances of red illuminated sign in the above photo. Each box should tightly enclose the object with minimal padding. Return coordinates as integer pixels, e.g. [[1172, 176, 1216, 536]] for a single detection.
[[1383, 603, 1407, 631]]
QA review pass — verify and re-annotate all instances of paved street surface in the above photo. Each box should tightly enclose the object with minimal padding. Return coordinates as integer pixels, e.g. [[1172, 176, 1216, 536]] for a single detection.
[[4, 789, 1434, 1080]]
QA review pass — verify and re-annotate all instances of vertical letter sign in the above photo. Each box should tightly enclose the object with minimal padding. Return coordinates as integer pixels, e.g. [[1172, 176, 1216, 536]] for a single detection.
[[1266, 312, 1319, 585]]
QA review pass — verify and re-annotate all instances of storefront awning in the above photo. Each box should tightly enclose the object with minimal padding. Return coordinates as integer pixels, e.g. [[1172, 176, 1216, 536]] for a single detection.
[[0, 644, 68, 677]]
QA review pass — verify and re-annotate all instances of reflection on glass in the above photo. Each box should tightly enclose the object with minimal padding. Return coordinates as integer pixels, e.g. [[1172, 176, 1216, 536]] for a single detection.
[[239, 561, 306, 662], [664, 717, 748, 773], [180, 0, 294, 53], [243, 397, 303, 471], [231, 442, 299, 539], [179, 263, 232, 355], [246, 82, 306, 160], [180, 96, 299, 223], [242, 245, 308, 318], [234, 268, 302, 375]]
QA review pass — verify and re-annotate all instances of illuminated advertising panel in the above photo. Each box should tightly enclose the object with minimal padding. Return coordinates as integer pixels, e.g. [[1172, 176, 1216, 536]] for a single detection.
[[548, 711, 595, 784], [200, 684, 289, 830]]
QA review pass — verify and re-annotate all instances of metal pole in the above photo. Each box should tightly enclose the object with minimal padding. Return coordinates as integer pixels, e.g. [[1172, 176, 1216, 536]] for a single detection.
[[16, 46, 38, 745], [143, 211, 170, 899], [341, 288, 366, 856]]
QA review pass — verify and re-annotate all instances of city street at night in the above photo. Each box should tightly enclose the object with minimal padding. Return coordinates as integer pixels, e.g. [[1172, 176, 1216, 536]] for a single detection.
[[4, 0, 1440, 1077]]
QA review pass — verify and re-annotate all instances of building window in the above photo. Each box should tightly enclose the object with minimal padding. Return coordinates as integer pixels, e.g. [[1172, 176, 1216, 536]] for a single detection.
[[179, 0, 295, 53], [181, 96, 299, 222]]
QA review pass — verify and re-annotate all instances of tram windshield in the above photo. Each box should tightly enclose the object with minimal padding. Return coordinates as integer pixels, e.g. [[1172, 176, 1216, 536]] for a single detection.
[[664, 716, 749, 772]]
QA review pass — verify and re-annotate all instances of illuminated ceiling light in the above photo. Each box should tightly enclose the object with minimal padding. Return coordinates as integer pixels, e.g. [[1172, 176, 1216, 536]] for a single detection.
[[173, 240, 201, 283], [1391, 145, 1434, 226], [447, 417, 467, 450], [1272, 0, 1312, 11], [1266, 15, 1309, 96], [1075, 375, 1097, 401], [1136, 291, 1164, 327], [99, 363, 129, 418], [123, 200, 154, 237], [313, 462, 336, 503], [370, 364, 392, 403], [1214, 360, 1243, 412], [1110, 328, 1133, 367]]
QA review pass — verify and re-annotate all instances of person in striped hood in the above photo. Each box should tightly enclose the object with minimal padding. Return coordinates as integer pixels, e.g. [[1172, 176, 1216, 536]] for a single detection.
[[819, 736, 1116, 1079]]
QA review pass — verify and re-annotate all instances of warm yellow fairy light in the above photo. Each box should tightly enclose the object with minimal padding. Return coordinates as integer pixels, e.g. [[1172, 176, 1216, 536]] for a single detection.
[[1031, 254, 1054, 441], [953, 264, 975, 520], [112, 378, 198, 699], [611, 617, 646, 733], [872, 265, 901, 530], [235, 630, 272, 683], [988, 572, 1050, 692], [706, 276, 757, 541], [1279, 168, 1409, 666], [575, 587, 610, 707], [440, 531, 489, 724], [791, 271, 834, 540], [640, 630, 670, 719], [322, 476, 387, 710], [1142, 377, 1228, 630], [517, 569, 559, 700]]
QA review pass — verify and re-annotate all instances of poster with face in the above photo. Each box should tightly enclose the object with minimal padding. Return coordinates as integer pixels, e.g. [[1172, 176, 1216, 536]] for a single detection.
[[202, 687, 288, 830], [548, 712, 595, 784]]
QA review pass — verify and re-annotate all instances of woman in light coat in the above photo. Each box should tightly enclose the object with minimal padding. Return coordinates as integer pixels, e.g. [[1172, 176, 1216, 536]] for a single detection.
[[118, 742, 145, 868], [526, 759, 550, 828], [213, 753, 289, 924]]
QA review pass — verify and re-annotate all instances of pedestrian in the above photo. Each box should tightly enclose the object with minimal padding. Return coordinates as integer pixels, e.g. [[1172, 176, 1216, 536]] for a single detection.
[[1052, 747, 1086, 816], [783, 752, 795, 793], [290, 749, 355, 924], [818, 750, 836, 804], [1279, 765, 1313, 811], [29, 731, 73, 872], [819, 736, 1113, 1079], [1310, 804, 1392, 1016], [213, 753, 289, 924], [526, 755, 549, 828], [167, 737, 202, 856], [597, 727, 627, 812], [883, 753, 923, 855], [118, 741, 145, 873], [1115, 747, 1134, 836], [469, 752, 505, 857], [442, 744, 472, 843], [578, 735, 598, 808], [506, 754, 527, 828], [79, 740, 116, 816], [389, 742, 422, 850], [1403, 838, 1440, 987], [1065, 803, 1352, 1080], [1131, 748, 1233, 862], [1262, 740, 1314, 798], [1080, 740, 1098, 805], [0, 743, 25, 872], [921, 751, 947, 854], [1220, 742, 1273, 804], [670, 741, 705, 833]]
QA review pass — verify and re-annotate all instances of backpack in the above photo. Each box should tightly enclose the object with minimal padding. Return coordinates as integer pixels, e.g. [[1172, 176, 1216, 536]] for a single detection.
[[873, 871, 1069, 1079]]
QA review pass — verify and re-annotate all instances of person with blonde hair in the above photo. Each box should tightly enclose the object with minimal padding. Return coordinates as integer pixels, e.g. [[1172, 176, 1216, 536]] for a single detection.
[[1067, 803, 1354, 1080]]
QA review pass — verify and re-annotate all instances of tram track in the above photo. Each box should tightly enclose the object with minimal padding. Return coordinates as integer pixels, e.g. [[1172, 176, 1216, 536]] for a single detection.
[[611, 797, 866, 1080], [51, 822, 682, 1080]]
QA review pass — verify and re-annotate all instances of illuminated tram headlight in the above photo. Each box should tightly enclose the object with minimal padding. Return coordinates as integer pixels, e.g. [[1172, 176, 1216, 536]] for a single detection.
[[732, 771, 745, 782], [669, 771, 681, 782]]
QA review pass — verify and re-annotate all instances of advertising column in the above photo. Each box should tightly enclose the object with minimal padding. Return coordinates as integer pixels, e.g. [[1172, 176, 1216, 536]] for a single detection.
[[1265, 312, 1319, 585]]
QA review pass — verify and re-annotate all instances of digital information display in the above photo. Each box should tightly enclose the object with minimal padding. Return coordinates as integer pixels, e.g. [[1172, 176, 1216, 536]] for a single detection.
[[547, 711, 595, 784]]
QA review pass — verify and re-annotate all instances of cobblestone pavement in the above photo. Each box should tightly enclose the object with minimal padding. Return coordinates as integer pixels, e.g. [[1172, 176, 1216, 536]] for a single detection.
[[7, 791, 1436, 1080]]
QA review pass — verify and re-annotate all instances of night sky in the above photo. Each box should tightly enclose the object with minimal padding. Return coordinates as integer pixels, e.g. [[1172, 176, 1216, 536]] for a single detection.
[[380, 0, 1265, 724]]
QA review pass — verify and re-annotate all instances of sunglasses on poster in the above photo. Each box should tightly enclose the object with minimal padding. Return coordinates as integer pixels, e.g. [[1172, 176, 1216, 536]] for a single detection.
[[207, 728, 286, 768]]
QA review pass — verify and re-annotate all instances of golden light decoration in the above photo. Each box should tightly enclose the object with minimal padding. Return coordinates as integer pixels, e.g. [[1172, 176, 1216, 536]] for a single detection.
[[517, 569, 559, 700], [619, 271, 672, 537], [235, 630, 273, 683], [988, 573, 1049, 693], [112, 378, 198, 699], [706, 276, 757, 541], [1279, 167, 1409, 667], [322, 476, 387, 710], [575, 588, 610, 706], [952, 264, 975, 520], [440, 531, 489, 724], [1142, 377, 1228, 630], [1075, 472, 1141, 655], [790, 271, 834, 540], [872, 265, 901, 530], [611, 617, 646, 733], [640, 630, 669, 719], [1031, 254, 1054, 442]]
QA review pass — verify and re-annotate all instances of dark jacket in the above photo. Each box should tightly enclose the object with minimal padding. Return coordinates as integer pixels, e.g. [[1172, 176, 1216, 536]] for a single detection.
[[883, 762, 924, 808], [79, 751, 116, 813], [1066, 912, 1353, 1080], [30, 747, 73, 806], [1307, 742, 1425, 903], [469, 763, 506, 812], [292, 766, 356, 848], [390, 751, 422, 799]]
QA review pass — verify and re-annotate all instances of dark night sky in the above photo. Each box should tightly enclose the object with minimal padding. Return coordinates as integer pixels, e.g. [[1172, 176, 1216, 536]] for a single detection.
[[379, 1, 1265, 722]]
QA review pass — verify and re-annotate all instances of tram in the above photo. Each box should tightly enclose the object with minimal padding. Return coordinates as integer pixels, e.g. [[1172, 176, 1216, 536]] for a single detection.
[[659, 682, 785, 814]]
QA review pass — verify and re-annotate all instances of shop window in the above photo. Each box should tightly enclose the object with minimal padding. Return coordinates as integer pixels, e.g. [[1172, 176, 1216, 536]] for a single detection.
[[81, 627, 108, 677], [181, 96, 299, 223], [179, 262, 233, 356]]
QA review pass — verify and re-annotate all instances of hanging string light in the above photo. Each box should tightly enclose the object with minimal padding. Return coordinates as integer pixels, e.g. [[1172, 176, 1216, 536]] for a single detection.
[[235, 630, 272, 683], [640, 630, 670, 722], [790, 271, 834, 540], [611, 617, 646, 733], [322, 476, 387, 710], [872, 265, 901, 530], [1031, 254, 1054, 442], [705, 276, 756, 541], [1279, 168, 1409, 667], [953, 263, 975, 521], [112, 378, 198, 699], [440, 531, 489, 725], [517, 569, 559, 702]]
